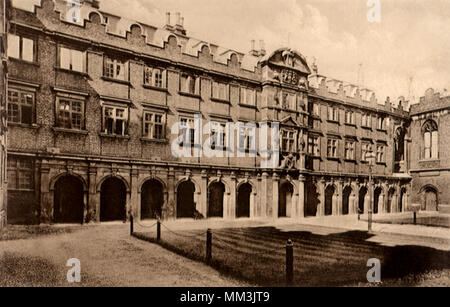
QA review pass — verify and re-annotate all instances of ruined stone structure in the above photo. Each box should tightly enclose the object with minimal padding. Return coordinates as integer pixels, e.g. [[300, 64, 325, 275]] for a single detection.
[[5, 0, 413, 225]]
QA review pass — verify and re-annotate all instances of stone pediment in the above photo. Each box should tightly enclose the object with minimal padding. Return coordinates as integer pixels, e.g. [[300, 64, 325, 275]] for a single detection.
[[261, 48, 311, 75], [280, 116, 300, 127]]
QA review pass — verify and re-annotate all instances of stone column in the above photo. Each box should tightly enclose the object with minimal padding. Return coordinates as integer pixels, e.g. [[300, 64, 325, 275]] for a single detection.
[[87, 165, 98, 223], [297, 175, 306, 219], [166, 167, 176, 220], [229, 172, 237, 219], [272, 173, 280, 219], [353, 181, 360, 215], [336, 180, 344, 216], [130, 166, 139, 221], [40, 161, 51, 224], [262, 172, 269, 218], [317, 178, 326, 216], [201, 171, 208, 217]]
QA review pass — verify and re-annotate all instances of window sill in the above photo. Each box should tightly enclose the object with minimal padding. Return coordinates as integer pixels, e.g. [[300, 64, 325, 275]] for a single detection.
[[53, 127, 88, 135], [55, 67, 89, 77], [361, 126, 372, 131], [8, 57, 40, 67], [376, 162, 387, 166], [326, 120, 340, 125], [210, 97, 231, 104], [178, 91, 201, 99], [99, 133, 130, 140], [238, 103, 257, 110], [140, 138, 169, 144], [344, 123, 356, 127], [419, 159, 440, 163], [327, 157, 340, 162], [142, 84, 168, 92], [376, 129, 387, 133], [101, 76, 131, 86], [8, 122, 39, 130], [309, 155, 322, 160], [344, 159, 357, 163]]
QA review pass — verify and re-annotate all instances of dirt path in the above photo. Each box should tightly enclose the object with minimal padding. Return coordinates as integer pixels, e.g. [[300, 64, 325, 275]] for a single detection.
[[0, 225, 247, 287]]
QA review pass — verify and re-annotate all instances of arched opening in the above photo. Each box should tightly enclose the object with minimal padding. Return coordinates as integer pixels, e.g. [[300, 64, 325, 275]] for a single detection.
[[141, 180, 164, 220], [100, 177, 126, 222], [177, 181, 196, 218], [325, 185, 335, 216], [237, 183, 252, 218], [374, 187, 382, 214], [54, 175, 84, 224], [305, 181, 319, 217], [422, 120, 439, 160], [359, 187, 368, 214], [387, 188, 396, 213], [394, 127, 406, 172], [208, 182, 225, 218], [423, 187, 438, 211], [279, 182, 294, 218], [342, 186, 352, 215]]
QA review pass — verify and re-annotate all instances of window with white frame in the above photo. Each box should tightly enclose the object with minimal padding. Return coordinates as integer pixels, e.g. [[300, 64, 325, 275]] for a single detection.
[[144, 66, 165, 88], [327, 106, 339, 122], [7, 88, 34, 125], [377, 116, 386, 130], [103, 56, 127, 81], [281, 130, 296, 153], [240, 87, 256, 106], [422, 120, 438, 159], [376, 144, 385, 163], [212, 81, 229, 101], [143, 111, 165, 140], [361, 142, 373, 162], [56, 97, 84, 130], [327, 138, 338, 158], [308, 135, 320, 156], [362, 113, 372, 128], [179, 117, 196, 149], [102, 105, 128, 136], [7, 156, 34, 191], [345, 110, 355, 125], [180, 74, 199, 95], [59, 46, 86, 72], [7, 34, 35, 62], [345, 140, 355, 160], [210, 122, 227, 151]]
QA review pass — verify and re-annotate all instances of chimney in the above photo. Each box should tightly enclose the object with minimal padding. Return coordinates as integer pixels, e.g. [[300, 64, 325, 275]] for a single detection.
[[249, 40, 259, 56], [176, 12, 181, 25], [181, 16, 184, 27], [259, 40, 266, 56], [165, 12, 171, 26]]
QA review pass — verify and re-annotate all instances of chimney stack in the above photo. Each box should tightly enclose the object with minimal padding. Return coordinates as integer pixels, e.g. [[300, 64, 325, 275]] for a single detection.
[[259, 40, 266, 56], [176, 12, 181, 25], [166, 12, 171, 26]]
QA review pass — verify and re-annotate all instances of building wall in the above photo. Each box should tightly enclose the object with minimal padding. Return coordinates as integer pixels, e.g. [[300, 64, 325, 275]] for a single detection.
[[5, 0, 412, 224]]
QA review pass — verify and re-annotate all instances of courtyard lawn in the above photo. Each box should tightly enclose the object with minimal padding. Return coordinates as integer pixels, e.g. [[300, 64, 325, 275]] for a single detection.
[[133, 225, 450, 287]]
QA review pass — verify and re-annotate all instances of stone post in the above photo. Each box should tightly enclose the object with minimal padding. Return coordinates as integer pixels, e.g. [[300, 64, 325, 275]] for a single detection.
[[297, 175, 306, 219], [272, 173, 280, 219]]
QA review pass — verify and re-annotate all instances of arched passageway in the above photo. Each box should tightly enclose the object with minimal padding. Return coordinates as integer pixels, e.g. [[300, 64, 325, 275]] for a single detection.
[[177, 181, 196, 218], [141, 180, 164, 220], [100, 177, 126, 222], [54, 175, 84, 224], [237, 183, 252, 218]]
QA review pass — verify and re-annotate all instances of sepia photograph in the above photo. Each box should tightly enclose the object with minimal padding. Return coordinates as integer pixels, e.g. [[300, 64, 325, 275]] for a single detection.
[[0, 0, 449, 293]]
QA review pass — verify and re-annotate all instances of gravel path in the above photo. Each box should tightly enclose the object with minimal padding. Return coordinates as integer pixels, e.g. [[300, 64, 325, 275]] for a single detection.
[[0, 225, 247, 287]]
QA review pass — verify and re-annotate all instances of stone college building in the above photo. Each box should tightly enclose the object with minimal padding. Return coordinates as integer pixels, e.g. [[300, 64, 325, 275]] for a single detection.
[[2, 0, 447, 225]]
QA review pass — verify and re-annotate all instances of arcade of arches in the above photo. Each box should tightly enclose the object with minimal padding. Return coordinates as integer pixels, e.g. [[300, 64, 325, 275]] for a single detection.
[[46, 171, 411, 223]]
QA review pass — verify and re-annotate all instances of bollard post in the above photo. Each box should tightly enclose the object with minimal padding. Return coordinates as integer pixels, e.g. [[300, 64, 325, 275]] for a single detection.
[[206, 229, 212, 264], [157, 220, 161, 241], [413, 212, 417, 225], [286, 239, 294, 285], [130, 215, 134, 236]]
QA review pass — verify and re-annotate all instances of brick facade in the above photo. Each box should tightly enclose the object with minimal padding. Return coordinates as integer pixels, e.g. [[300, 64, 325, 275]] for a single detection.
[[5, 0, 413, 225]]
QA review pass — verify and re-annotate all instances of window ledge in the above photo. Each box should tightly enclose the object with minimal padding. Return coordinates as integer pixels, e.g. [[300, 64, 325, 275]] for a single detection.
[[210, 97, 231, 104], [8, 122, 39, 130], [8, 57, 39, 67], [376, 162, 387, 166], [101, 76, 131, 86], [238, 103, 257, 110], [99, 133, 130, 140], [142, 84, 168, 92], [344, 123, 356, 127], [327, 157, 341, 162], [55, 67, 89, 77], [309, 155, 322, 160], [376, 129, 387, 133], [361, 126, 372, 130], [344, 159, 357, 163], [178, 91, 201, 99], [140, 138, 169, 144], [326, 120, 340, 125], [419, 159, 440, 163], [53, 127, 88, 135]]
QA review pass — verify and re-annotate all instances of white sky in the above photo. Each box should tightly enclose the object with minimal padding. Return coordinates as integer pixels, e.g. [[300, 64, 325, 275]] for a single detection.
[[13, 0, 450, 105]]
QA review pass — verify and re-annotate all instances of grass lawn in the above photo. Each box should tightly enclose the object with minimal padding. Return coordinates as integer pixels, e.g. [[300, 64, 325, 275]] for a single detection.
[[133, 225, 450, 287], [0, 225, 83, 241], [370, 215, 450, 228]]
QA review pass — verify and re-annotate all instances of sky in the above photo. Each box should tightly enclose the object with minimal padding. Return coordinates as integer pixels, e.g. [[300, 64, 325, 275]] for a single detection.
[[13, 0, 450, 106]]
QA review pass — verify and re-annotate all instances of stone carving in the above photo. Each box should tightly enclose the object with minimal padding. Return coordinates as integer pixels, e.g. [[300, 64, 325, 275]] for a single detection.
[[281, 153, 297, 170]]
